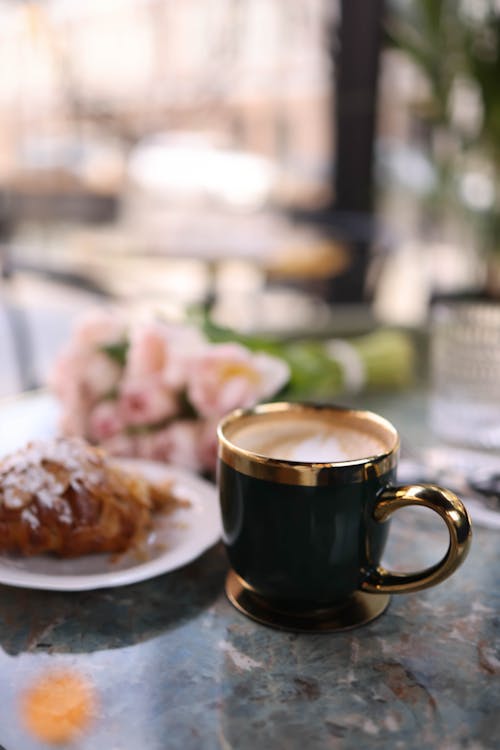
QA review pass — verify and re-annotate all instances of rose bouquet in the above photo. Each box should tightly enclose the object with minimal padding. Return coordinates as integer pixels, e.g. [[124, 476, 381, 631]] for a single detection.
[[50, 308, 415, 473], [49, 310, 290, 474]]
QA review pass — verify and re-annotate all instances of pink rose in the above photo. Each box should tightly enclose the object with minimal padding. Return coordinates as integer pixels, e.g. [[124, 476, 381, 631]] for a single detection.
[[50, 351, 90, 437], [50, 347, 121, 403], [161, 323, 207, 389], [125, 321, 206, 389], [49, 347, 82, 402], [119, 378, 178, 426], [134, 432, 158, 461], [82, 352, 122, 400], [187, 343, 290, 418], [135, 421, 202, 472], [162, 421, 202, 472], [74, 308, 127, 350], [125, 323, 168, 380], [100, 432, 137, 458], [58, 391, 89, 437], [198, 420, 219, 473], [88, 400, 124, 441]]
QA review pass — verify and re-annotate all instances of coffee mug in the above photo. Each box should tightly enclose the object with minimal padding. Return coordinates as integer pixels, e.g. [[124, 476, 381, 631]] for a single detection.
[[217, 402, 472, 632]]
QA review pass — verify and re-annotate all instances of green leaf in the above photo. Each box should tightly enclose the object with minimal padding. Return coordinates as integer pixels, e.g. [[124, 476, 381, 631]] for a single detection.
[[280, 342, 343, 401], [100, 341, 129, 366]]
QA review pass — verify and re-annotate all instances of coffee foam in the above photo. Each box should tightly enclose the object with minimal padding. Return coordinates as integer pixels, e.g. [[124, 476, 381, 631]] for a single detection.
[[229, 412, 389, 463]]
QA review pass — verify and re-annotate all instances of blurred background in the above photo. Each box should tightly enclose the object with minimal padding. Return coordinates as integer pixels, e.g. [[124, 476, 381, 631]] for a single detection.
[[1, 0, 499, 397]]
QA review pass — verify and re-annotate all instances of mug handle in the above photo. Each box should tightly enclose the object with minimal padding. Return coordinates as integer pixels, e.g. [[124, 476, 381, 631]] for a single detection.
[[361, 484, 472, 594]]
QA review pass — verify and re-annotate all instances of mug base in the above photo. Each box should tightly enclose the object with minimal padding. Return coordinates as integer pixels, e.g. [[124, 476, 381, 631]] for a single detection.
[[225, 569, 391, 633]]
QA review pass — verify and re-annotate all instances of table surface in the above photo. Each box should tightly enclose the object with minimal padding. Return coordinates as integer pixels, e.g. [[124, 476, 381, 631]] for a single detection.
[[0, 390, 499, 750]]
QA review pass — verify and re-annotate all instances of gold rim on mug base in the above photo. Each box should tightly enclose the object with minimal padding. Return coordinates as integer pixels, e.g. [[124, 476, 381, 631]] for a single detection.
[[225, 569, 391, 633]]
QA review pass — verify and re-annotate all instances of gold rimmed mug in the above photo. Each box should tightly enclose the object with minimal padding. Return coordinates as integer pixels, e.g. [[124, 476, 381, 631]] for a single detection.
[[217, 402, 472, 632]]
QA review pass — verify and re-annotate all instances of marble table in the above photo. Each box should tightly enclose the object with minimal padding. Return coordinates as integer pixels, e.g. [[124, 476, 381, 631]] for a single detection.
[[0, 391, 499, 749]]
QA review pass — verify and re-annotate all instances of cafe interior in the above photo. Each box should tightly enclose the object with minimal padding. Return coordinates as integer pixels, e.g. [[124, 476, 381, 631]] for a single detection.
[[0, 1, 498, 748]]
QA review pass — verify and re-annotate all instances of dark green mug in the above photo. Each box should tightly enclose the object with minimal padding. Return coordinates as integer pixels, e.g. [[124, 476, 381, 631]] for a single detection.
[[217, 402, 472, 632]]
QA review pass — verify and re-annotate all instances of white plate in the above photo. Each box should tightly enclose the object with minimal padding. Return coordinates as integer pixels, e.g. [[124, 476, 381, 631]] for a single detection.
[[0, 393, 221, 591]]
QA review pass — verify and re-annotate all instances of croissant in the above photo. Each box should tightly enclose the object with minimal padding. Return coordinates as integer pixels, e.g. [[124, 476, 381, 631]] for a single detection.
[[0, 437, 178, 557]]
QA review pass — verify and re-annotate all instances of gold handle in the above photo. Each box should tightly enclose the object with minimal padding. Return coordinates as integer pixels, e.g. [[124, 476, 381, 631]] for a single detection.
[[361, 484, 472, 594]]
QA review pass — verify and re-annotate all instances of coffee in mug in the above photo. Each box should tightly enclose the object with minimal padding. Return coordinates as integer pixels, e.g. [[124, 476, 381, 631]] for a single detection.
[[217, 402, 472, 632], [228, 408, 389, 462]]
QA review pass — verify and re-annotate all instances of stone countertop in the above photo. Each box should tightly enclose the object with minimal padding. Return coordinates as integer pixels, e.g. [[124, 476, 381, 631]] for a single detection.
[[0, 394, 499, 749]]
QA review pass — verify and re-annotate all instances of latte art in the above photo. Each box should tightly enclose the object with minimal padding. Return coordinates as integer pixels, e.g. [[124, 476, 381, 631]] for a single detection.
[[229, 413, 389, 463]]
